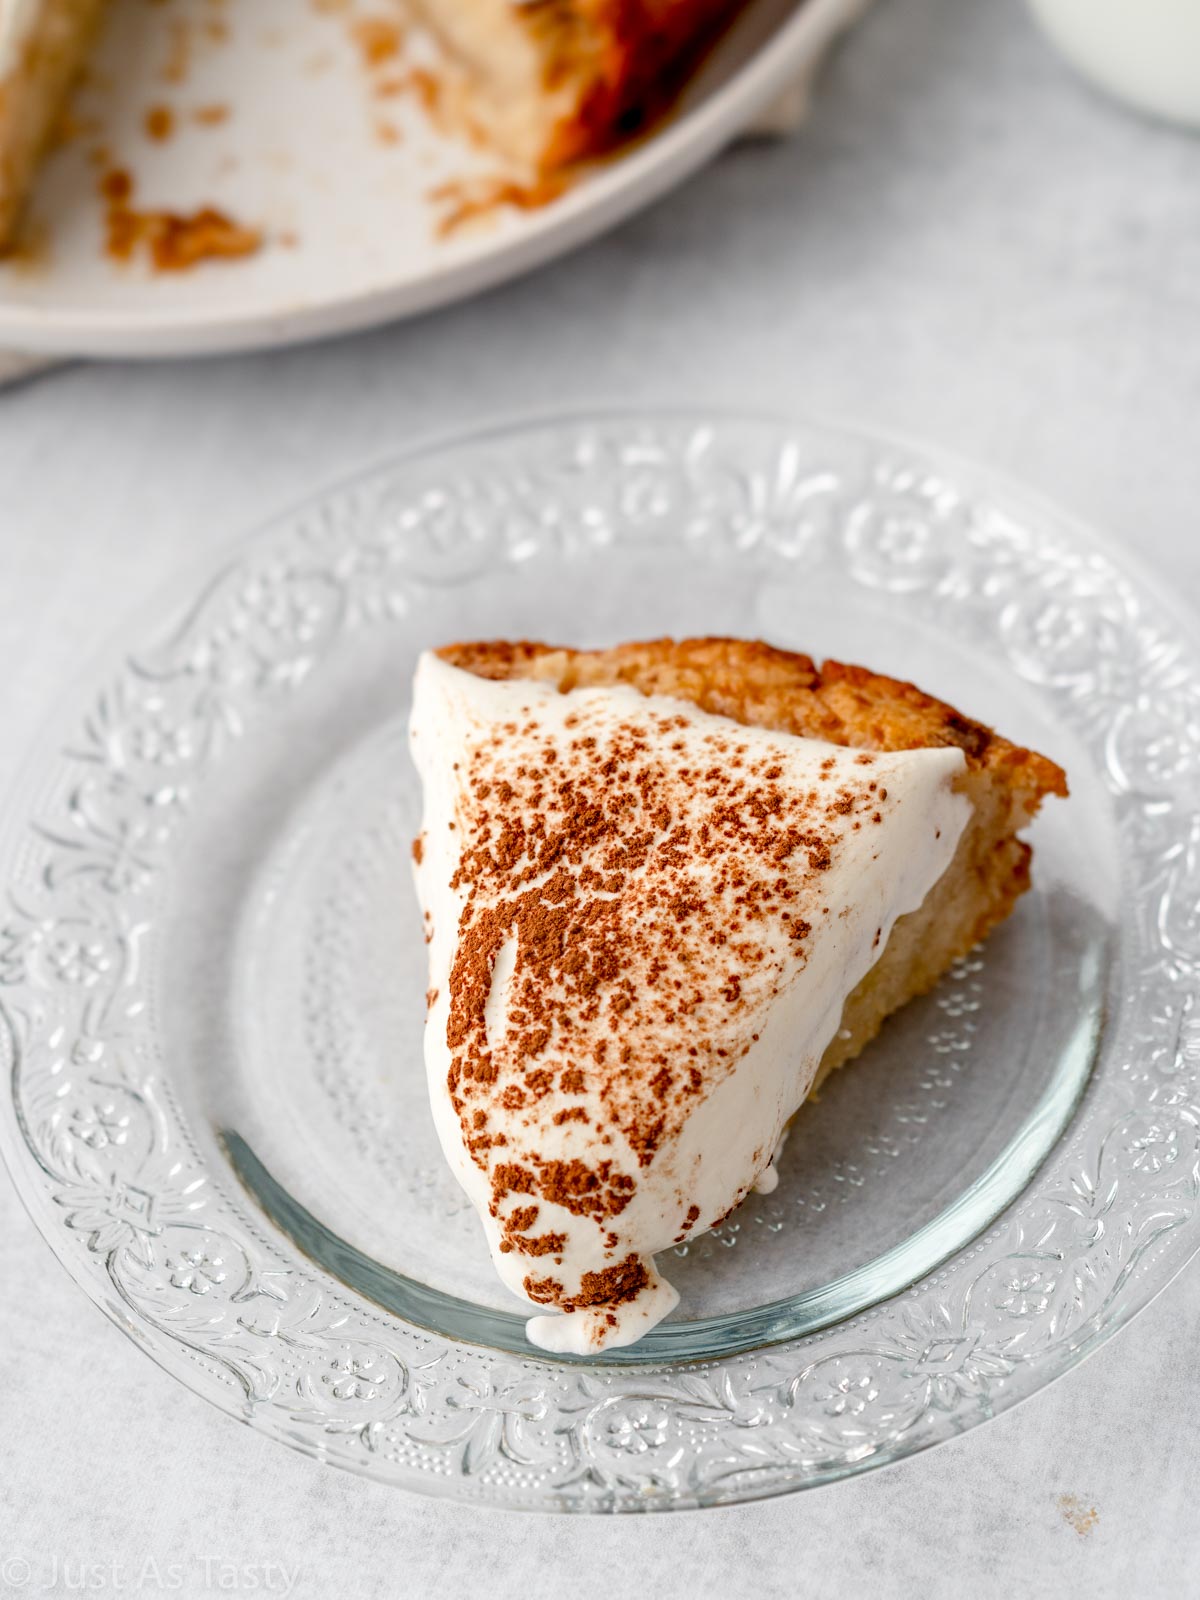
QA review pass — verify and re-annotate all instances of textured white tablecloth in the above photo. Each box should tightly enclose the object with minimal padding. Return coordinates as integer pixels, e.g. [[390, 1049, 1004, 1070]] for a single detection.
[[3, 0, 1199, 1594]]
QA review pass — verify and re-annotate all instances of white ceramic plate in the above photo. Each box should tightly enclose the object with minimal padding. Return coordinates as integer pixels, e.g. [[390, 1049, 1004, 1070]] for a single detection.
[[0, 0, 861, 358], [3, 411, 1199, 1512]]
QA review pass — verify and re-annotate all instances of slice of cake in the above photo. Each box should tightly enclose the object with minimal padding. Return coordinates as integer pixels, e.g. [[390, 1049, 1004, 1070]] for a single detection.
[[410, 638, 1066, 1353]]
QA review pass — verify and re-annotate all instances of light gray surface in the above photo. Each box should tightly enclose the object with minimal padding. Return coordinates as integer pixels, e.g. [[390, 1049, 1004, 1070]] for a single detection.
[[1, 0, 1198, 1593]]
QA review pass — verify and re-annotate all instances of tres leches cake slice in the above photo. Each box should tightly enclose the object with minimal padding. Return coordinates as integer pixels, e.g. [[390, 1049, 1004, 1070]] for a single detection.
[[410, 638, 1066, 1354]]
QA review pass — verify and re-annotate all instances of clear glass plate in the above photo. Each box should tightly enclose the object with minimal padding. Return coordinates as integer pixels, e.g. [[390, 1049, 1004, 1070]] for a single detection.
[[3, 413, 1198, 1512]]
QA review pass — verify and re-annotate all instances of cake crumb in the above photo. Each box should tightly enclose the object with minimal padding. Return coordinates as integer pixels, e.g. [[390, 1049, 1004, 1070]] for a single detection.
[[100, 168, 262, 272], [1057, 1494, 1100, 1538], [144, 104, 175, 142], [431, 173, 570, 238], [352, 16, 404, 67]]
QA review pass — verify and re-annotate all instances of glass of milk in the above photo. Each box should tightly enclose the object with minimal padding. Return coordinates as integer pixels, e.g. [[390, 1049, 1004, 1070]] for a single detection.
[[1027, 0, 1200, 129]]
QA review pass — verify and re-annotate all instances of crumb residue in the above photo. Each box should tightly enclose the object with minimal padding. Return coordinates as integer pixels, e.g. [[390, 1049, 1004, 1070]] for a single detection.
[[144, 104, 175, 142], [162, 17, 192, 85], [352, 16, 404, 68], [1057, 1494, 1100, 1538], [431, 173, 570, 238], [100, 168, 262, 271], [160, 8, 228, 87]]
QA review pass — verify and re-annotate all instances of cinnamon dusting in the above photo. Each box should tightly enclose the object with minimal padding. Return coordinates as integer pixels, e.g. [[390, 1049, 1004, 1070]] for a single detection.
[[431, 674, 893, 1319], [525, 1253, 648, 1313]]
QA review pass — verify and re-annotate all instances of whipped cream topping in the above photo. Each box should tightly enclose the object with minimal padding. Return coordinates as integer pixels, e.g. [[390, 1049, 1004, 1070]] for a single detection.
[[410, 652, 969, 1354]]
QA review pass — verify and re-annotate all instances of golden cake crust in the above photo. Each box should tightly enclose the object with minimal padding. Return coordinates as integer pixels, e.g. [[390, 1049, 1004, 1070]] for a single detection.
[[436, 636, 1067, 801]]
